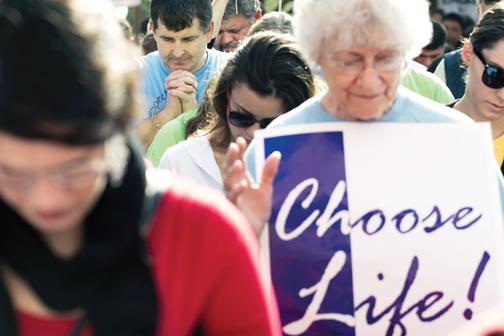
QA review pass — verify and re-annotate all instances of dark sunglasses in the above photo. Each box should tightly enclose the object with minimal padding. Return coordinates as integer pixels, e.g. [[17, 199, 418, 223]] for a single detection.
[[473, 48, 504, 89], [228, 111, 276, 129], [226, 88, 277, 129]]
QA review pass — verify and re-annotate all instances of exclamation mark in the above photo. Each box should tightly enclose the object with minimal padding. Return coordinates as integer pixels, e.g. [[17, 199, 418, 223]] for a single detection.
[[463, 251, 491, 320]]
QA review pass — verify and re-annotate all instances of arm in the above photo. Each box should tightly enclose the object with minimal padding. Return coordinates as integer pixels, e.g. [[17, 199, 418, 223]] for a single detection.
[[166, 70, 198, 113], [135, 97, 183, 148], [197, 193, 282, 335], [136, 70, 197, 148], [147, 184, 281, 336]]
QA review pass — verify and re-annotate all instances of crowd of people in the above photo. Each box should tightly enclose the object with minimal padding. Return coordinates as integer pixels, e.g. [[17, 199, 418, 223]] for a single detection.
[[1, 0, 504, 335]]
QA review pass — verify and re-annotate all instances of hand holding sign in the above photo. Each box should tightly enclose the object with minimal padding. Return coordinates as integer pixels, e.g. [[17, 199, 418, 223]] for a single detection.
[[223, 136, 281, 237], [253, 123, 504, 336]]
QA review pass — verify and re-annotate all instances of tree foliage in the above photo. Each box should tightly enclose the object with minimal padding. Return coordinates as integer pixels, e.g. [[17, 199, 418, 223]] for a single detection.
[[261, 0, 294, 13]]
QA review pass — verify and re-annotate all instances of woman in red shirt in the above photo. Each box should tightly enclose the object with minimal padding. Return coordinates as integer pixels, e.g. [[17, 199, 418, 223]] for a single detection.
[[0, 0, 281, 335]]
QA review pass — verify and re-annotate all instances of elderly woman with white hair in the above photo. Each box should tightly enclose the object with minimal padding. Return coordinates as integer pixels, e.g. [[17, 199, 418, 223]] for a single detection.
[[222, 0, 492, 235]]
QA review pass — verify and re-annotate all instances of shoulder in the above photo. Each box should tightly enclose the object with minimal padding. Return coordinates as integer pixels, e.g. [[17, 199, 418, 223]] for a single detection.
[[147, 177, 258, 256], [171, 137, 210, 154], [137, 51, 162, 70], [146, 125, 184, 167], [147, 110, 199, 166], [158, 137, 210, 169], [267, 94, 330, 128], [403, 62, 448, 87], [207, 48, 229, 63], [201, 49, 229, 73], [151, 114, 189, 146], [444, 49, 463, 63], [401, 62, 454, 104], [395, 86, 471, 123], [494, 133, 504, 146]]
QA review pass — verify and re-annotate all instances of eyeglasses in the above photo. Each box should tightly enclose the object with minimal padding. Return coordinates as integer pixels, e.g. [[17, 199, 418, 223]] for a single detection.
[[0, 158, 108, 193], [226, 89, 277, 129], [473, 48, 504, 89], [328, 52, 404, 76]]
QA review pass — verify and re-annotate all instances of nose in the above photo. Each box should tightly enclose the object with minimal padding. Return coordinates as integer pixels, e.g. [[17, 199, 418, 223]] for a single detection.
[[172, 42, 185, 58], [26, 177, 67, 210], [221, 31, 234, 44], [246, 122, 261, 138], [356, 64, 383, 91]]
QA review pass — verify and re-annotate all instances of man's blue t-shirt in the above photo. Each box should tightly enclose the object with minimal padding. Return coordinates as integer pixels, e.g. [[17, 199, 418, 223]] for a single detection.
[[138, 48, 228, 119]]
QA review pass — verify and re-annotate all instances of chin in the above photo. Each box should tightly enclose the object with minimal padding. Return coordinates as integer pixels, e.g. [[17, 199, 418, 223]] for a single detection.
[[349, 108, 387, 121], [26, 213, 82, 235]]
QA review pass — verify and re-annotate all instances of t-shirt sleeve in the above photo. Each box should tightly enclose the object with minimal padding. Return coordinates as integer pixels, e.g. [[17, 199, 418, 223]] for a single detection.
[[146, 121, 186, 167], [428, 72, 455, 105]]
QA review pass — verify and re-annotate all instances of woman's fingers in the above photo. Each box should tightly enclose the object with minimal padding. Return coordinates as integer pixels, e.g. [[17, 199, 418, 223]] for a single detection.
[[225, 178, 248, 203], [260, 151, 281, 191], [235, 137, 248, 156], [223, 155, 248, 203]]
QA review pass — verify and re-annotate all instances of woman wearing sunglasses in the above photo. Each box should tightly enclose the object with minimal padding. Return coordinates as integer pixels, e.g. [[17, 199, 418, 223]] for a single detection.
[[453, 3, 504, 171], [158, 32, 314, 190], [0, 0, 282, 335]]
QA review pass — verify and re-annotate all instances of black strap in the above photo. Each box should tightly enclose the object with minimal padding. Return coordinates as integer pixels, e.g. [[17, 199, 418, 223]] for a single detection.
[[65, 190, 163, 336], [0, 270, 17, 336], [192, 323, 205, 336]]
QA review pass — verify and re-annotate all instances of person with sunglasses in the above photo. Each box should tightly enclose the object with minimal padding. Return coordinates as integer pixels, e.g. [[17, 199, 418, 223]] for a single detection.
[[221, 0, 504, 239], [0, 0, 282, 335], [158, 32, 314, 191], [452, 3, 504, 172]]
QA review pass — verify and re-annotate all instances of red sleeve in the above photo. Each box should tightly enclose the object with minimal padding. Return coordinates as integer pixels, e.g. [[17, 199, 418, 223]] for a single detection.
[[16, 311, 93, 336], [147, 180, 281, 336]]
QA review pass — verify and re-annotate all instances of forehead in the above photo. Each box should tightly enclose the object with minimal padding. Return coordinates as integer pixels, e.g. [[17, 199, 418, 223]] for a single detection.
[[221, 15, 251, 29], [0, 132, 101, 170], [421, 46, 445, 56], [324, 23, 401, 54], [231, 83, 284, 118], [481, 40, 504, 66], [155, 18, 205, 36], [324, 41, 401, 58], [443, 19, 462, 29]]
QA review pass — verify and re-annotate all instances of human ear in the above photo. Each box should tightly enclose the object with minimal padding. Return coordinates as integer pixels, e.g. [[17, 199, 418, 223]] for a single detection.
[[461, 41, 474, 67]]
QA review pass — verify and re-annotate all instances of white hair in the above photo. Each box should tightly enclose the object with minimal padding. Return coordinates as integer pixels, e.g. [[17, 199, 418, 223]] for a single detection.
[[293, 0, 432, 66]]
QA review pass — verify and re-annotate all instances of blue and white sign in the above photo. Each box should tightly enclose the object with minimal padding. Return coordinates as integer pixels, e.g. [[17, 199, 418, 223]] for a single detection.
[[255, 123, 504, 336]]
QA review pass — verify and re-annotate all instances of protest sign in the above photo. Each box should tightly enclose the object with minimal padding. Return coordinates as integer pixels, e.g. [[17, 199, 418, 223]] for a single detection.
[[255, 123, 504, 336]]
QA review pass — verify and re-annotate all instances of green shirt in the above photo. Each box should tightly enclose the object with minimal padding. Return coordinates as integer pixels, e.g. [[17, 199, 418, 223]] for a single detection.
[[146, 108, 198, 167], [401, 61, 455, 105]]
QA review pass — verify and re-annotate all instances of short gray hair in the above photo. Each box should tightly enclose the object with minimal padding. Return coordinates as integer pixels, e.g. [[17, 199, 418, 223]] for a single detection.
[[293, 0, 432, 66], [223, 0, 260, 22]]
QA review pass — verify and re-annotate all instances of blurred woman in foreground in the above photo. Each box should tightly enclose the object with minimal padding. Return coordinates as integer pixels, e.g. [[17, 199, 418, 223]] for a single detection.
[[0, 0, 280, 335]]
